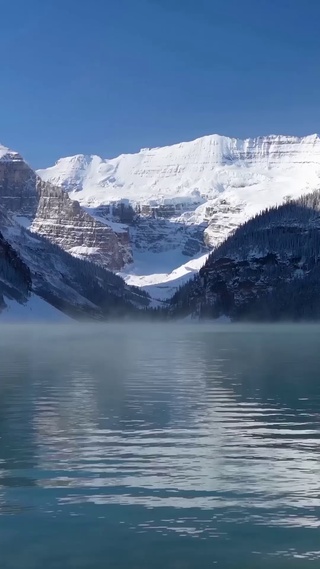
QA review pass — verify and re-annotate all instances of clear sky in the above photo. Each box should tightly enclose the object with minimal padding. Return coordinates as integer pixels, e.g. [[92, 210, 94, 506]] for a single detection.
[[1, 0, 320, 168]]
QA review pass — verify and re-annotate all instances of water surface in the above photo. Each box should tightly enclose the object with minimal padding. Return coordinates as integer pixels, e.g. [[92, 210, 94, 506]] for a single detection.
[[1, 323, 320, 568]]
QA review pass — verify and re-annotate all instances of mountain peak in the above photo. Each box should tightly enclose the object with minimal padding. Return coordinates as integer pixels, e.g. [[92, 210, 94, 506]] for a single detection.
[[0, 144, 23, 163], [37, 132, 320, 208]]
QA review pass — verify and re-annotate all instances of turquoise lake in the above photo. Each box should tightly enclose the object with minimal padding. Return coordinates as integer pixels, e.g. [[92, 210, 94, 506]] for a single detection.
[[1, 323, 320, 568]]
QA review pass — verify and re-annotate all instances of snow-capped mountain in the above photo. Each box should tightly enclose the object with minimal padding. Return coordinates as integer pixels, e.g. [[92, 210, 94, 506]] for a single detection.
[[0, 145, 131, 271], [3, 133, 320, 317], [38, 134, 320, 299], [0, 143, 22, 162], [0, 148, 150, 320], [37, 134, 320, 210]]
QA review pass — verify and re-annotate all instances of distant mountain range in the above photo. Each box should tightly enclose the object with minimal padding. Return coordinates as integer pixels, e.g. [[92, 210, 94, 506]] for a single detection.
[[1, 133, 320, 320], [38, 134, 320, 300]]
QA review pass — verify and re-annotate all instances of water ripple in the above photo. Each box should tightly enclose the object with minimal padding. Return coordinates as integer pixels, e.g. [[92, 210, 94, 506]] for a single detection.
[[1, 323, 320, 567]]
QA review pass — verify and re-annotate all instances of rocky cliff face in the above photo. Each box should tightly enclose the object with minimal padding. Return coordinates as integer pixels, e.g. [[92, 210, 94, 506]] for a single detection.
[[0, 145, 131, 271], [0, 149, 38, 216], [32, 180, 132, 269]]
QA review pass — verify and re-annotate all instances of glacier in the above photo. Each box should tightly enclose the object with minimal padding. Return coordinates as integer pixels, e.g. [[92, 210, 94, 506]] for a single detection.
[[38, 133, 320, 301]]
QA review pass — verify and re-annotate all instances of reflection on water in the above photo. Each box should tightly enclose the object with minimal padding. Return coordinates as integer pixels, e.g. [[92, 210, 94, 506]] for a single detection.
[[1, 323, 320, 568]]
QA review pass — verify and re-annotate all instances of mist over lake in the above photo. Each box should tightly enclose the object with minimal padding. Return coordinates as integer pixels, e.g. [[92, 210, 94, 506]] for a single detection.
[[1, 323, 320, 568]]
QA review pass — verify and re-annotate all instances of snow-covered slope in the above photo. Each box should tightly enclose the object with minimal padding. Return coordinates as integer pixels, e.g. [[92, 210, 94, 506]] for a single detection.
[[38, 134, 320, 300], [0, 294, 70, 322], [38, 134, 320, 210], [119, 250, 209, 305], [0, 144, 22, 162]]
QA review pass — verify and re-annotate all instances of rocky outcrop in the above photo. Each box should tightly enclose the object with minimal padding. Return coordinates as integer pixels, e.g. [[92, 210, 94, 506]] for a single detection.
[[31, 180, 132, 270], [0, 152, 38, 216], [130, 216, 206, 256], [0, 149, 131, 271]]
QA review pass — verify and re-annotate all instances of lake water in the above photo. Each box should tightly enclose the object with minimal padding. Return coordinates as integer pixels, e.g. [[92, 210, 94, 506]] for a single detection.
[[1, 323, 320, 568]]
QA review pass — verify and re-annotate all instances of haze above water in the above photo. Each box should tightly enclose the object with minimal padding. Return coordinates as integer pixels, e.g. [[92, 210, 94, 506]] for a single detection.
[[1, 323, 320, 568]]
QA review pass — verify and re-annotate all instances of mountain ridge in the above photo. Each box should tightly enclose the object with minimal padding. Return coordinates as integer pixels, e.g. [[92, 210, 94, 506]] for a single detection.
[[2, 133, 320, 319], [37, 133, 320, 300], [38, 133, 320, 209], [38, 132, 320, 168]]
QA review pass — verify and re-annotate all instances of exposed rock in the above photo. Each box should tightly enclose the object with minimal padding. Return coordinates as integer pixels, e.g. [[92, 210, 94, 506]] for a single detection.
[[0, 151, 131, 271], [31, 179, 132, 270], [0, 153, 38, 216]]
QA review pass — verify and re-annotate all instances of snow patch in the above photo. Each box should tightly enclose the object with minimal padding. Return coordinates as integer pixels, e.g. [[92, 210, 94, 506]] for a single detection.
[[13, 215, 32, 229], [68, 245, 101, 256], [0, 144, 22, 162], [0, 295, 71, 323], [119, 250, 209, 303]]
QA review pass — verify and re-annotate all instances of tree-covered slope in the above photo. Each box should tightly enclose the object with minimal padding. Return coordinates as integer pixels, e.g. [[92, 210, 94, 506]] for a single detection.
[[170, 191, 320, 321]]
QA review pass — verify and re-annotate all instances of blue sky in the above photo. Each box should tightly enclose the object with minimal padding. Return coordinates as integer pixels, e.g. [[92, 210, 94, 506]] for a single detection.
[[1, 0, 320, 167]]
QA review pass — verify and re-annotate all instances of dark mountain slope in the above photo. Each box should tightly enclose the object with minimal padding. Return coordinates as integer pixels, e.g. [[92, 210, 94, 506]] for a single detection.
[[0, 209, 149, 319], [170, 191, 320, 321], [0, 230, 31, 311]]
